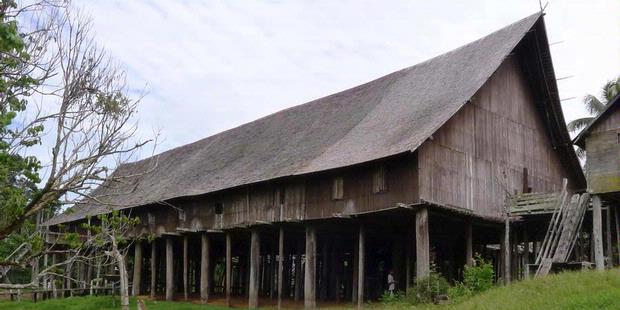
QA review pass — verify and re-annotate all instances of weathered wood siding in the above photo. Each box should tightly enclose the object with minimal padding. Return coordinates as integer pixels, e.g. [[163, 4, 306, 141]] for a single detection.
[[585, 104, 620, 194], [143, 155, 418, 233], [418, 57, 574, 217]]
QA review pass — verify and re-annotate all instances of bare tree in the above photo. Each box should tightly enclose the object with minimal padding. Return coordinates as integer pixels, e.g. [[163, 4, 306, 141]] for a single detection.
[[0, 2, 150, 240]]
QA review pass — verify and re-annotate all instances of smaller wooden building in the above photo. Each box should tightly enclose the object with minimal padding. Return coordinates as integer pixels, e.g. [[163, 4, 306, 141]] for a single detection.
[[574, 92, 620, 269]]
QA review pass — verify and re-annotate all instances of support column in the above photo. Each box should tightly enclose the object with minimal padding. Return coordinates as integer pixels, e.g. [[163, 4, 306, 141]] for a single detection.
[[615, 207, 620, 266], [605, 204, 612, 268], [277, 227, 284, 309], [351, 232, 358, 303], [226, 233, 232, 307], [150, 240, 157, 298], [357, 225, 365, 309], [183, 235, 189, 300], [592, 195, 604, 271], [415, 207, 430, 279], [200, 233, 210, 303], [165, 236, 174, 301], [132, 241, 143, 296], [294, 239, 303, 302], [249, 229, 260, 308], [304, 225, 316, 309], [465, 221, 473, 267], [523, 225, 529, 279], [502, 220, 511, 284]]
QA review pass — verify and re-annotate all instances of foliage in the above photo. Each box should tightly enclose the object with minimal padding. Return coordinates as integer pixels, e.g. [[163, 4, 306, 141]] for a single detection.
[[0, 0, 43, 239], [449, 255, 495, 299], [568, 76, 620, 160], [409, 265, 450, 304]]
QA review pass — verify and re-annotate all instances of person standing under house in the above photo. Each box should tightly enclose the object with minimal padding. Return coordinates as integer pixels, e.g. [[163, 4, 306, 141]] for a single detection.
[[387, 270, 397, 296]]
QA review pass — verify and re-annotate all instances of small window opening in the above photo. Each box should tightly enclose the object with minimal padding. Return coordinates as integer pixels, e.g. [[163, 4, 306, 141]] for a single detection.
[[372, 165, 387, 193], [215, 202, 223, 215], [332, 177, 344, 200]]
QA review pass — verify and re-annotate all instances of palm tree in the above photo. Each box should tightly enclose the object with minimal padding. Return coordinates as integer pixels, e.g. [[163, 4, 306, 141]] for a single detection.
[[568, 76, 620, 133]]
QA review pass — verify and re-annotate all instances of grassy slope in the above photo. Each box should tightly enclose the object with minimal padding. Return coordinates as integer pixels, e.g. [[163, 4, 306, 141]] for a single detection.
[[0, 269, 618, 309], [442, 268, 620, 310]]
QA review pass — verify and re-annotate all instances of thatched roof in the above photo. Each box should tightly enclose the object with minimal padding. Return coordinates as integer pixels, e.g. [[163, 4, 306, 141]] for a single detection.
[[48, 12, 581, 225], [573, 92, 620, 148]]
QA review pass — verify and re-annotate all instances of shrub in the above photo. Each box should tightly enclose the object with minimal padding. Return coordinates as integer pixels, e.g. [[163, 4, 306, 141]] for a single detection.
[[463, 255, 495, 293], [450, 255, 495, 299], [409, 266, 450, 304]]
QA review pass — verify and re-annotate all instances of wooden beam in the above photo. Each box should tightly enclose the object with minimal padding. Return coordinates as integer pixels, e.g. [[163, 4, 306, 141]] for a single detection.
[[200, 233, 210, 303], [416, 207, 430, 279], [592, 195, 604, 271], [165, 236, 174, 301], [249, 229, 260, 309], [150, 241, 156, 299], [357, 225, 365, 309], [277, 227, 284, 309], [465, 222, 473, 267], [183, 235, 189, 300], [132, 241, 142, 296], [304, 225, 316, 309], [226, 233, 232, 307], [294, 239, 302, 302]]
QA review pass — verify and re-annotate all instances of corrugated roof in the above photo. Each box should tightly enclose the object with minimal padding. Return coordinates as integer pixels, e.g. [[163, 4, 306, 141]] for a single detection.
[[47, 13, 548, 225]]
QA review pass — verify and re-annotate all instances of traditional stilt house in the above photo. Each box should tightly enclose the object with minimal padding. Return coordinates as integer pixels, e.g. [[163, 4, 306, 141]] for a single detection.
[[574, 92, 620, 270], [46, 12, 585, 307]]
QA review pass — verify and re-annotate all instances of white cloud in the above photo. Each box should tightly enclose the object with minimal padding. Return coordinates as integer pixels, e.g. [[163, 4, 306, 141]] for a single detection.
[[75, 0, 620, 156]]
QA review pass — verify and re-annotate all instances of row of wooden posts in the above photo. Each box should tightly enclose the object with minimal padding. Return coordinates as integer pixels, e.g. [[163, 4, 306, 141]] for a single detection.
[[130, 207, 434, 309]]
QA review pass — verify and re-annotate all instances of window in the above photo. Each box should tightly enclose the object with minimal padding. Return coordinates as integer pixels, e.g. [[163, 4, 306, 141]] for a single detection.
[[147, 212, 155, 225], [275, 187, 285, 205], [332, 177, 344, 200], [215, 202, 223, 215], [372, 165, 387, 193]]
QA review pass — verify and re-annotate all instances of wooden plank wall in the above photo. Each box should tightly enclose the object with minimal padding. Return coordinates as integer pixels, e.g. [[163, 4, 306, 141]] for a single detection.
[[140, 154, 418, 234], [586, 105, 620, 194], [418, 57, 575, 217]]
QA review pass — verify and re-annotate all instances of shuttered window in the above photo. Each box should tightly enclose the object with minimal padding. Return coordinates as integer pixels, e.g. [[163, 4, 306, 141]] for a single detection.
[[372, 165, 387, 193], [332, 177, 344, 200]]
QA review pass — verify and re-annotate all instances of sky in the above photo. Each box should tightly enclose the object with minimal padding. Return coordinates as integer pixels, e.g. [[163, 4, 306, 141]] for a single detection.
[[75, 0, 620, 158]]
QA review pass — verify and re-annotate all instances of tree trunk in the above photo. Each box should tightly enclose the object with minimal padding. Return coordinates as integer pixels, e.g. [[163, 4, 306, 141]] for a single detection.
[[113, 248, 130, 310]]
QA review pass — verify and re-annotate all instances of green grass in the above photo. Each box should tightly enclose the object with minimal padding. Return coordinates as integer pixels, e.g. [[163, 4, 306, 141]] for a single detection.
[[0, 269, 618, 309], [374, 268, 620, 310], [0, 296, 228, 310]]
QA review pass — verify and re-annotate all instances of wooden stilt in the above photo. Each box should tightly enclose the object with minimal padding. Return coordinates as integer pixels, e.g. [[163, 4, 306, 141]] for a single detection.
[[523, 225, 529, 278], [200, 233, 210, 303], [165, 236, 174, 301], [249, 229, 260, 308], [502, 221, 511, 284], [405, 237, 411, 293], [320, 238, 328, 301], [278, 227, 284, 309], [592, 195, 604, 271], [357, 225, 365, 309], [352, 232, 358, 303], [304, 225, 316, 309], [150, 241, 157, 298], [605, 204, 612, 268], [183, 235, 189, 300], [132, 241, 143, 296], [416, 207, 430, 279], [465, 221, 473, 267], [226, 233, 232, 307], [615, 207, 620, 266], [294, 239, 303, 302]]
